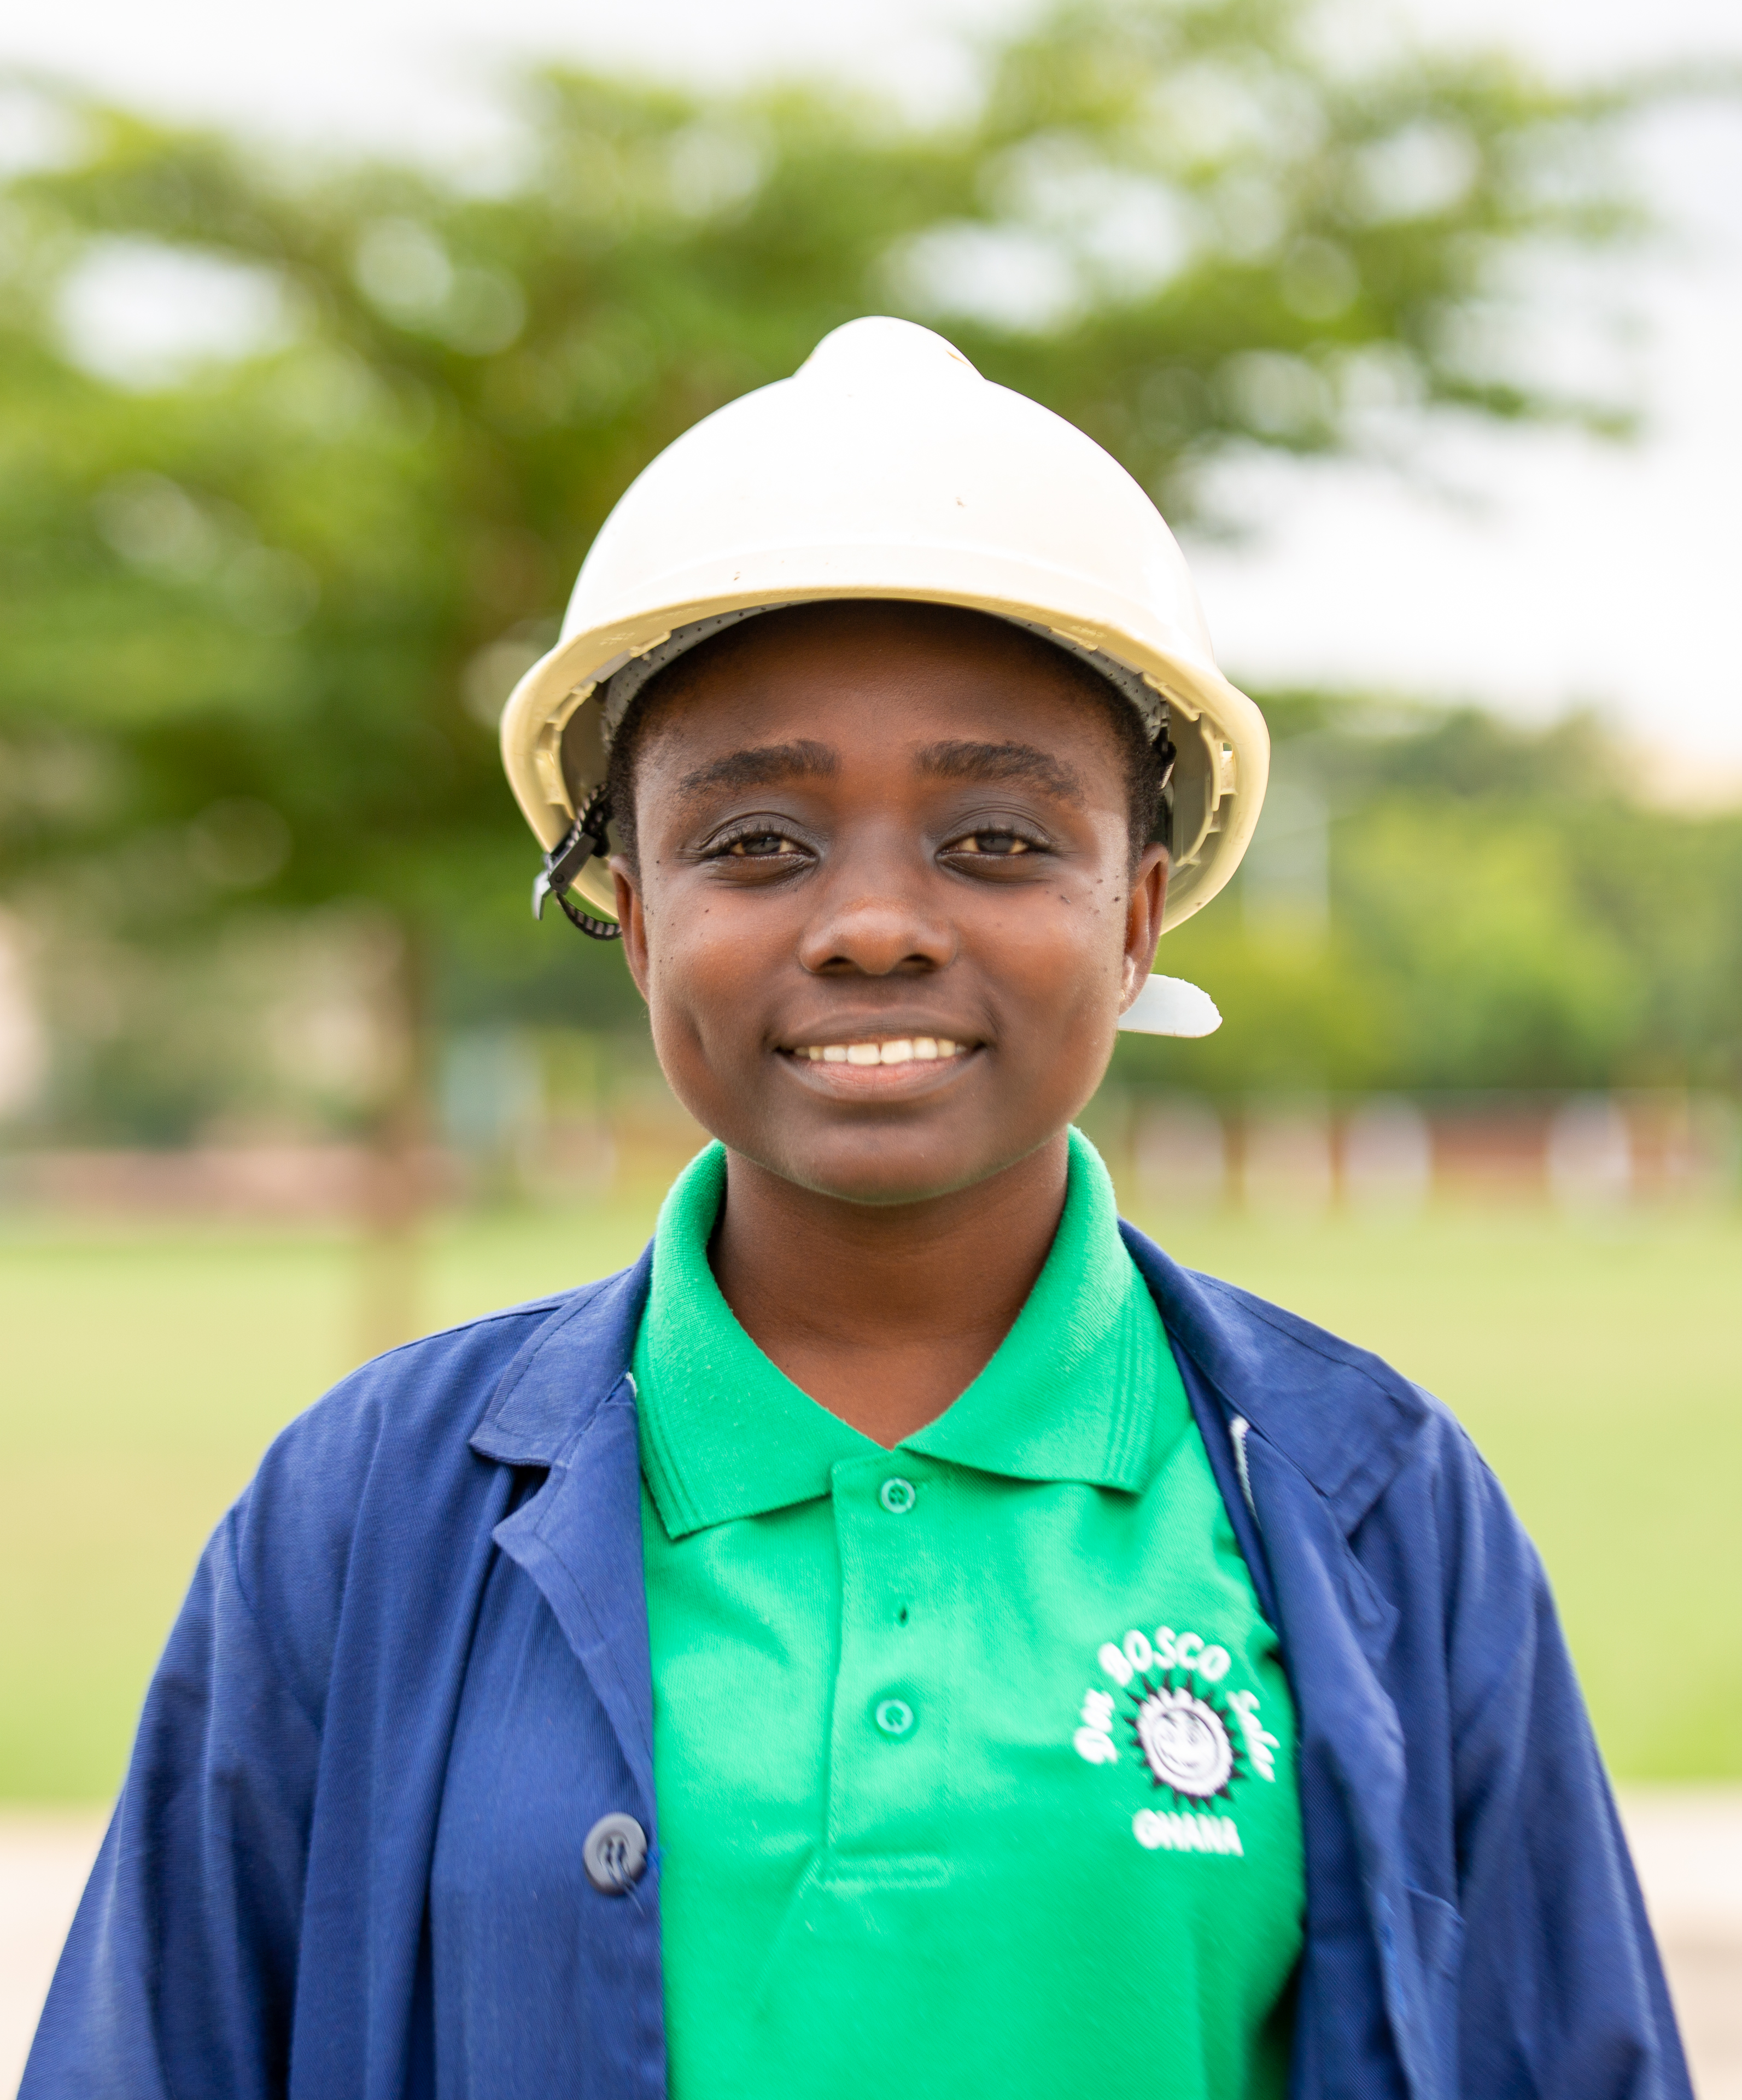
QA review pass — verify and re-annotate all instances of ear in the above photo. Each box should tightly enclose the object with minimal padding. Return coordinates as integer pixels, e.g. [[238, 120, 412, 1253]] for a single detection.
[[611, 858, 653, 1005], [1120, 845, 1169, 1010]]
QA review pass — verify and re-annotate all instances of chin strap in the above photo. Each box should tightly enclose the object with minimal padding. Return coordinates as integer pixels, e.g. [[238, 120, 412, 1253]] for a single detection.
[[531, 784, 623, 941]]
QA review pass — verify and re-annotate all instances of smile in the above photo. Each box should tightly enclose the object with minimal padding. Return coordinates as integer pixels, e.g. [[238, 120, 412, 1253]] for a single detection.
[[788, 1038, 969, 1066]]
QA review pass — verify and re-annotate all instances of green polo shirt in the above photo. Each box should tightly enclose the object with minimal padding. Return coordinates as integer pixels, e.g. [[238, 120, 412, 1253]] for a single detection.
[[634, 1130, 1303, 2099]]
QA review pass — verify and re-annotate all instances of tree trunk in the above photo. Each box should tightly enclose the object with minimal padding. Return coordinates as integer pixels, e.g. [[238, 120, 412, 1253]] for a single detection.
[[354, 913, 432, 1362]]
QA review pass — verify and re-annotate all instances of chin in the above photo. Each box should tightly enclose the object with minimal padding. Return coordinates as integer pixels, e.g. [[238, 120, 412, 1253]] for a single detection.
[[746, 1122, 1044, 1209], [767, 1146, 965, 1209]]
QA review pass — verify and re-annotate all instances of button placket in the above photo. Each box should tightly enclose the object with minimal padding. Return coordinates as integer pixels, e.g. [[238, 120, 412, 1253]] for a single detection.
[[825, 1456, 952, 1859]]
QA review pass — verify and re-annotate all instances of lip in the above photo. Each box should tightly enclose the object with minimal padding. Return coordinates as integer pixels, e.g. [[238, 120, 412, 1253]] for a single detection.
[[774, 1029, 985, 1099], [778, 1045, 985, 1098]]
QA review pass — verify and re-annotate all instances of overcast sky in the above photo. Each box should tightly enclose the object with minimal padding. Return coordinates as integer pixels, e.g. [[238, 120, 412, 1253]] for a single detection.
[[5, 0, 1740, 793]]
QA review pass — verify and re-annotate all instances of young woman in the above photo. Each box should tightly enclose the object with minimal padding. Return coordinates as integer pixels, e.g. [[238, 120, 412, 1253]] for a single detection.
[[26, 319, 1690, 2099]]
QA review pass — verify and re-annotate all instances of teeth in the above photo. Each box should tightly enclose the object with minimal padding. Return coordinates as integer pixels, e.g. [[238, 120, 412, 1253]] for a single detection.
[[793, 1038, 969, 1065]]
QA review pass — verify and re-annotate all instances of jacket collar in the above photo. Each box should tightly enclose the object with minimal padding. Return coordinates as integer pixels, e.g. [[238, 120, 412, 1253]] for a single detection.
[[1119, 1223, 1433, 1535], [470, 1245, 654, 1468], [471, 1226, 1434, 1536]]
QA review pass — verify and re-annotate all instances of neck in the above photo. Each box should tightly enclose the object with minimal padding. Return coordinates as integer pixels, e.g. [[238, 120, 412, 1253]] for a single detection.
[[708, 1133, 1072, 1448]]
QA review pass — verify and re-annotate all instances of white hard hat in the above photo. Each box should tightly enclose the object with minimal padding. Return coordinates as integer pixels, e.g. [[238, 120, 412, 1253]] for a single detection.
[[500, 317, 1267, 1028]]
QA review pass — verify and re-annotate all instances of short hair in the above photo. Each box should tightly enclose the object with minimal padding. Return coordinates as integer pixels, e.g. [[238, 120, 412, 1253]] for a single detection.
[[604, 602, 1168, 871]]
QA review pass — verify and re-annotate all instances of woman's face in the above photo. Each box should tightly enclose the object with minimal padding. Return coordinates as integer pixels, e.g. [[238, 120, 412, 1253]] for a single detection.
[[613, 603, 1167, 1208]]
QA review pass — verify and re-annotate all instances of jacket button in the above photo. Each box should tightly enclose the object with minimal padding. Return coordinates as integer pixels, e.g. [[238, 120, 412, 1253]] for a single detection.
[[583, 1812, 648, 1894]]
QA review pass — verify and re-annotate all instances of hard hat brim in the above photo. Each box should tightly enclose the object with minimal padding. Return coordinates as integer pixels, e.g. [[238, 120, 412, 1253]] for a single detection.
[[500, 561, 1267, 932]]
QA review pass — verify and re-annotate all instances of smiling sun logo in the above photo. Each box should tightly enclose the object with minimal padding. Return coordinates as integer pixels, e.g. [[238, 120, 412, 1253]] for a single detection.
[[1074, 1621, 1279, 1856], [1126, 1675, 1244, 1806]]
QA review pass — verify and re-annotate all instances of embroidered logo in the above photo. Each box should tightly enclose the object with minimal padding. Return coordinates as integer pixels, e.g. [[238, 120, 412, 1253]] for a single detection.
[[1132, 1681, 1237, 1801], [1073, 1621, 1280, 1857]]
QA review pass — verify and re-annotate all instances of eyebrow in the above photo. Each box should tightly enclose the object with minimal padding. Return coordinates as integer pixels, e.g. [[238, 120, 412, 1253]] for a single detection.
[[915, 739, 1087, 804], [675, 740, 839, 801]]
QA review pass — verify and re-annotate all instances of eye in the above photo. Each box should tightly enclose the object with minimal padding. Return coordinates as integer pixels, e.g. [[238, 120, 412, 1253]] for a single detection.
[[702, 822, 814, 866], [724, 832, 804, 858], [952, 832, 1032, 856], [942, 826, 1046, 860]]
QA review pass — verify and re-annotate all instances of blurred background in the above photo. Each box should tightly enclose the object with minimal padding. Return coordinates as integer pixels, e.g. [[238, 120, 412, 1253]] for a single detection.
[[1, 0, 1740, 2083]]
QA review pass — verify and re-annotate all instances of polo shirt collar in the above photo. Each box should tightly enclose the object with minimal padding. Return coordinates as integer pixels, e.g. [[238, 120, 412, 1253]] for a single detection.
[[635, 1129, 1158, 1540]]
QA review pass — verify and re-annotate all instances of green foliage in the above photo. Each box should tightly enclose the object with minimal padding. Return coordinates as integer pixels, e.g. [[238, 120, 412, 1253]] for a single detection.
[[0, 0, 1728, 1137], [1342, 801, 1635, 1087], [1115, 700, 1742, 1097]]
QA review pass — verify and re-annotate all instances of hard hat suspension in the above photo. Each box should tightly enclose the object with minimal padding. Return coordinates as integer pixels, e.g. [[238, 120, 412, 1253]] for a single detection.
[[531, 783, 623, 940]]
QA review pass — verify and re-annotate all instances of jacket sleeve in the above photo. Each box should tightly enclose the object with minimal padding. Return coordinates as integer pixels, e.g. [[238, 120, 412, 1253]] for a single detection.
[[21, 1491, 319, 2100], [1418, 1416, 1692, 2100]]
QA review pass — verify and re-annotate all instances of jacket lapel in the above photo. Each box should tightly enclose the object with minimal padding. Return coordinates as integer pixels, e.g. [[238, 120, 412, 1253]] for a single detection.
[[1242, 1434, 1436, 2100], [1123, 1224, 1438, 2100], [470, 1249, 658, 1814]]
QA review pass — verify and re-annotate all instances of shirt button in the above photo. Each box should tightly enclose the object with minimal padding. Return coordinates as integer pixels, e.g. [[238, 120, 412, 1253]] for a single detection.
[[582, 1812, 648, 1894], [879, 1477, 917, 1515], [874, 1697, 916, 1739]]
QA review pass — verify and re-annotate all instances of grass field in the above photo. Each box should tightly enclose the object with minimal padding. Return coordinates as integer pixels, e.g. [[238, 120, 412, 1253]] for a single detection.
[[2, 1186, 1738, 1797]]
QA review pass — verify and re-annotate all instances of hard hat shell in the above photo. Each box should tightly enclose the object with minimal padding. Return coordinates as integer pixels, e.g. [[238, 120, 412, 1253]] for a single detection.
[[499, 316, 1269, 931]]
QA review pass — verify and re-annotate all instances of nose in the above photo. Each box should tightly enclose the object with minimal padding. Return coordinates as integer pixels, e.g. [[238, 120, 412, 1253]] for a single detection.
[[796, 846, 957, 978]]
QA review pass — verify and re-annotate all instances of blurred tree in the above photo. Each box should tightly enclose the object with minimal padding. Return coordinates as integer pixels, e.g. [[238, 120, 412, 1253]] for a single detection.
[[1113, 697, 1742, 1098], [0, 0, 1716, 1325]]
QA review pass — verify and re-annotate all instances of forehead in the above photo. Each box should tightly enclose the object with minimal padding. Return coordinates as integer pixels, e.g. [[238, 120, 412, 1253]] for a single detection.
[[632, 600, 1129, 772]]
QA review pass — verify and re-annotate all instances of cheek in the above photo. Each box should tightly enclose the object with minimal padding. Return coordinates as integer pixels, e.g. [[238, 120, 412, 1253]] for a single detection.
[[957, 906, 1125, 1116], [640, 885, 774, 1049], [976, 862, 1131, 993]]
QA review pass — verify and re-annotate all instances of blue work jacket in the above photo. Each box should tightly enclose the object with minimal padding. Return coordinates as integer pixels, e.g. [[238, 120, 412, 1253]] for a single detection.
[[26, 1227, 1691, 2099]]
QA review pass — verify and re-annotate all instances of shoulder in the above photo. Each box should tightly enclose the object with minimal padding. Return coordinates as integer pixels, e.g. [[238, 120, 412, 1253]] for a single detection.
[[1121, 1220, 1458, 1525], [228, 1261, 648, 1718], [1124, 1220, 1537, 1619], [245, 1283, 595, 1518], [1124, 1222, 1534, 1615], [1192, 1265, 1495, 1513]]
